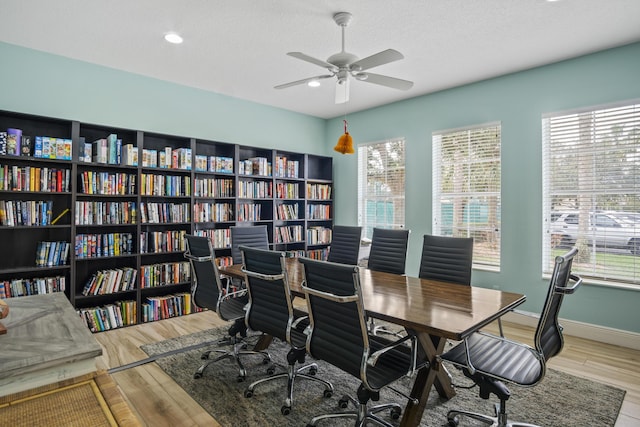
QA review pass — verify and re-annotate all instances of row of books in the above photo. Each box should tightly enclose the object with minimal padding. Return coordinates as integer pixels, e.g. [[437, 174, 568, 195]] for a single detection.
[[1, 129, 72, 160], [79, 170, 136, 195], [194, 202, 233, 223], [194, 228, 231, 249], [139, 202, 190, 224], [75, 201, 137, 225], [194, 177, 234, 198], [307, 204, 331, 220], [307, 183, 332, 200], [274, 156, 300, 179], [194, 155, 233, 174], [142, 147, 192, 170], [35, 240, 71, 267], [140, 173, 192, 197], [307, 226, 332, 245], [274, 225, 304, 244], [0, 165, 71, 192], [140, 261, 191, 288], [276, 203, 299, 220], [275, 182, 300, 199], [215, 255, 233, 267], [82, 267, 137, 296], [238, 157, 271, 176], [237, 203, 262, 222], [77, 300, 137, 332], [306, 248, 329, 260], [140, 230, 187, 254], [84, 134, 124, 165], [0, 199, 52, 226], [142, 292, 194, 322], [75, 233, 134, 259], [0, 275, 66, 298], [238, 180, 272, 198]]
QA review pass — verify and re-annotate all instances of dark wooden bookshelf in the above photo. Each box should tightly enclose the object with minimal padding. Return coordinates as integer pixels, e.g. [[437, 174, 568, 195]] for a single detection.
[[0, 109, 333, 332]]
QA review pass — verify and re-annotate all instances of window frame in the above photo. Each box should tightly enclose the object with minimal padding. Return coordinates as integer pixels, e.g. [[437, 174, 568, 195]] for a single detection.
[[432, 121, 502, 271], [542, 99, 640, 288], [357, 138, 406, 240]]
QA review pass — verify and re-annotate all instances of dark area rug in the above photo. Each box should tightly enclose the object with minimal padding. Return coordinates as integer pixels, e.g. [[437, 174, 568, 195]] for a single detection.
[[142, 327, 625, 427]]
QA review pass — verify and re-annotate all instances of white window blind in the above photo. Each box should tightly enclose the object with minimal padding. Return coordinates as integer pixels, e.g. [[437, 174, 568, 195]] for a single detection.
[[357, 139, 405, 240], [432, 123, 501, 269], [542, 101, 640, 285]]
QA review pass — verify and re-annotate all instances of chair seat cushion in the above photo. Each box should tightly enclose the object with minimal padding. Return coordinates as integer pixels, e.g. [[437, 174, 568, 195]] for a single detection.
[[218, 295, 249, 321], [365, 335, 426, 390], [441, 332, 544, 386]]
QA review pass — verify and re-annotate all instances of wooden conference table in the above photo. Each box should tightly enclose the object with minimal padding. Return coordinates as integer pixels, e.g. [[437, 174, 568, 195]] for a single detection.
[[222, 258, 525, 427]]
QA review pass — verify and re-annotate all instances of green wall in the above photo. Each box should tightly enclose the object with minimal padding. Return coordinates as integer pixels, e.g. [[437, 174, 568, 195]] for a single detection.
[[328, 42, 640, 333], [0, 42, 327, 153], [1, 40, 639, 334]]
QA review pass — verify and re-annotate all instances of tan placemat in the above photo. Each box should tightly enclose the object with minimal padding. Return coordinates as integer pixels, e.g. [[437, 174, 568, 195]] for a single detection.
[[0, 371, 139, 427]]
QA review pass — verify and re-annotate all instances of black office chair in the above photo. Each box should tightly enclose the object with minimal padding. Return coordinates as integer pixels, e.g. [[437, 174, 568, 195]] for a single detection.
[[440, 247, 582, 427], [240, 246, 334, 415], [184, 235, 270, 382], [326, 225, 362, 265], [419, 234, 474, 285], [366, 227, 410, 336], [230, 225, 269, 264], [300, 257, 422, 427]]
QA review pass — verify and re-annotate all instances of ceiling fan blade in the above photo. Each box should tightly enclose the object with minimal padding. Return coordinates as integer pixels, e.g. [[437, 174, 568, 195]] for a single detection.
[[275, 74, 333, 90], [350, 49, 404, 71], [361, 72, 413, 90], [287, 52, 337, 71], [335, 78, 350, 104]]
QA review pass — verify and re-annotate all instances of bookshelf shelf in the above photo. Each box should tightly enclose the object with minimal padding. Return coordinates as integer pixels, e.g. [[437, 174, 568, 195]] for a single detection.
[[0, 109, 333, 333]]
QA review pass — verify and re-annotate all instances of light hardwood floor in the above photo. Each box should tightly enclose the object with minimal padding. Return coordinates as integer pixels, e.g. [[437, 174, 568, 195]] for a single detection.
[[94, 311, 640, 427]]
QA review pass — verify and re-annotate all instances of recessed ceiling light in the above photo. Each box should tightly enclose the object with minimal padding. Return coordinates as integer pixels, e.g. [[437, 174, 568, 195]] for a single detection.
[[164, 33, 183, 44], [308, 79, 321, 87]]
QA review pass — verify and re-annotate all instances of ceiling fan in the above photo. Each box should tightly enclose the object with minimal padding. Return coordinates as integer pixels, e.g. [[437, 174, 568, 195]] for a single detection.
[[275, 12, 413, 104]]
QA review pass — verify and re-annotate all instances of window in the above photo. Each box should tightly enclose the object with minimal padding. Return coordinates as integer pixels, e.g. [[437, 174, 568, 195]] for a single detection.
[[357, 139, 405, 239], [432, 123, 501, 269], [543, 101, 640, 285]]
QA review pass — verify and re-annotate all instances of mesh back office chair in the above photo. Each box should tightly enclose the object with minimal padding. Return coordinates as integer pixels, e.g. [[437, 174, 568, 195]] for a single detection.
[[366, 228, 411, 336], [419, 234, 474, 285], [240, 246, 333, 415], [184, 235, 270, 382], [326, 225, 362, 265], [300, 257, 423, 427], [440, 247, 582, 427]]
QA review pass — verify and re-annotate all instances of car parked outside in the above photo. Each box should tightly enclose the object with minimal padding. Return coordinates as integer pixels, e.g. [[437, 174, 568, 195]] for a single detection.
[[550, 210, 640, 255]]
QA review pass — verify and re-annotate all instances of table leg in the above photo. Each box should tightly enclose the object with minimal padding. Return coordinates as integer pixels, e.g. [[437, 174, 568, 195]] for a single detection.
[[400, 332, 456, 427], [253, 333, 273, 351]]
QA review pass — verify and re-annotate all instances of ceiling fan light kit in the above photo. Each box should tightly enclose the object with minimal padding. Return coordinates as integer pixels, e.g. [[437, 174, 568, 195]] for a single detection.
[[275, 11, 413, 104]]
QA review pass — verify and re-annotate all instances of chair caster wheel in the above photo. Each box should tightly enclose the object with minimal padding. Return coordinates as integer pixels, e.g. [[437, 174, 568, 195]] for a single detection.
[[281, 405, 291, 415], [267, 367, 276, 375], [447, 415, 460, 426], [193, 372, 203, 379], [390, 407, 401, 420], [244, 389, 253, 398], [323, 389, 333, 398], [338, 398, 349, 409], [237, 375, 245, 383], [309, 367, 317, 376], [201, 352, 210, 360], [262, 357, 270, 365]]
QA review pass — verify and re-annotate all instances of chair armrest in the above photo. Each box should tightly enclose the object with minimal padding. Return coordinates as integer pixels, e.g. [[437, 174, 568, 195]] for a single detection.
[[241, 268, 284, 282], [555, 274, 582, 294], [367, 334, 418, 375], [220, 288, 247, 301]]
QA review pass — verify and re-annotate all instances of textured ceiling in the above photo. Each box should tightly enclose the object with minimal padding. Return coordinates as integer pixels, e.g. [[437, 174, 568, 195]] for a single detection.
[[1, 0, 640, 119]]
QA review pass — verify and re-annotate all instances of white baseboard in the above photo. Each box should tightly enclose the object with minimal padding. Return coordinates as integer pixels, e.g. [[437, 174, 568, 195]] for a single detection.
[[503, 310, 640, 351]]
